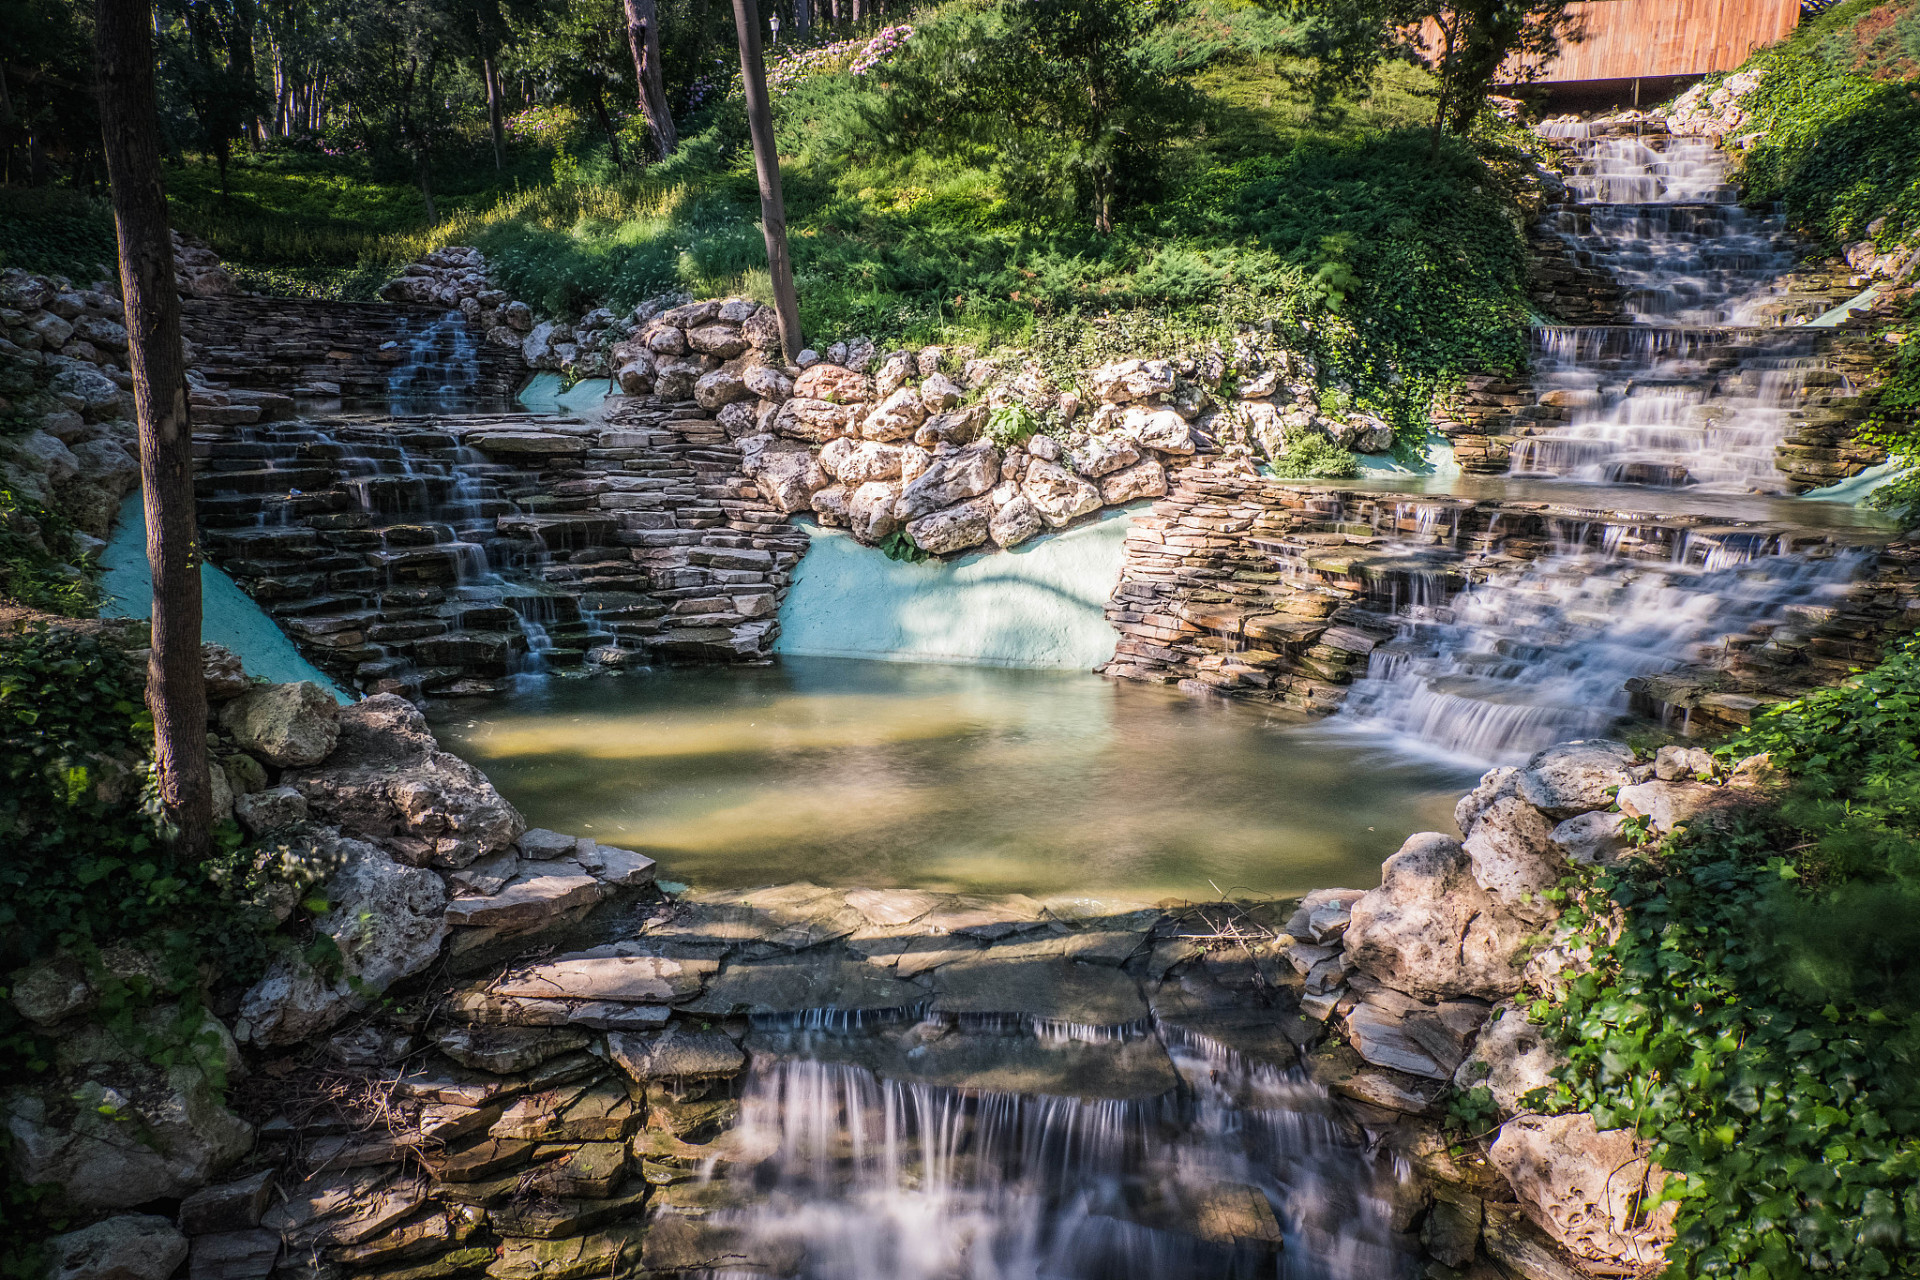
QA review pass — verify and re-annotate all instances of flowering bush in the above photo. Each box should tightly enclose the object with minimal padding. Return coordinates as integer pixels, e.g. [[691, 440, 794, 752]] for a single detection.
[[505, 104, 584, 146], [768, 38, 865, 94], [851, 25, 914, 76]]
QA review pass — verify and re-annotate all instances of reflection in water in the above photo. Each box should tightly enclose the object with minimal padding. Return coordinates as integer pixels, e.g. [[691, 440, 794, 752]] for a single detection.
[[433, 658, 1475, 899]]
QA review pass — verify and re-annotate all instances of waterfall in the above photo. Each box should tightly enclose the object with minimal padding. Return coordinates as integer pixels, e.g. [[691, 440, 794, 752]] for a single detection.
[[1331, 540, 1868, 765], [385, 311, 481, 412], [697, 1027, 1413, 1280], [1513, 123, 1823, 493]]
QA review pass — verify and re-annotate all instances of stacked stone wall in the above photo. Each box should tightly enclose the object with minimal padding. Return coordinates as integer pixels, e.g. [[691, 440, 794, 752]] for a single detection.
[[180, 295, 526, 402]]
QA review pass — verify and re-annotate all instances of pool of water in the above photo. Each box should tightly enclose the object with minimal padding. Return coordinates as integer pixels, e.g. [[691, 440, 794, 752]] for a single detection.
[[433, 658, 1478, 902]]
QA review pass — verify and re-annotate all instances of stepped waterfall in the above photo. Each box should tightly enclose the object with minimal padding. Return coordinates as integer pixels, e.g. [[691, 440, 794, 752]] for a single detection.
[[1326, 120, 1872, 762]]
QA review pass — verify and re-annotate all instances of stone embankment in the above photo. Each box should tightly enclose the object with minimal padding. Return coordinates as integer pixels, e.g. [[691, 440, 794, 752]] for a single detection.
[[16, 639, 1778, 1279], [1101, 462, 1920, 728], [194, 399, 804, 696], [180, 296, 525, 404]]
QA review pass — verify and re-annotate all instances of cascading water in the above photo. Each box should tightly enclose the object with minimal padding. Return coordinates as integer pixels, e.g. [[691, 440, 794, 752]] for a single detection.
[[1332, 536, 1867, 765], [697, 1027, 1413, 1280], [386, 311, 481, 413], [1511, 121, 1828, 493]]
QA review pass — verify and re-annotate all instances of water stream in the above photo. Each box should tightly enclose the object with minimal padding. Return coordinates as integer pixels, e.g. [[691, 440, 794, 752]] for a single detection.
[[698, 1032, 1410, 1280], [1514, 122, 1813, 491]]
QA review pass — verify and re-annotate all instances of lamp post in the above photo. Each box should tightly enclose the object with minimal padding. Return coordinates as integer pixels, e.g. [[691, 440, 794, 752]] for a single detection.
[[769, 13, 781, 44]]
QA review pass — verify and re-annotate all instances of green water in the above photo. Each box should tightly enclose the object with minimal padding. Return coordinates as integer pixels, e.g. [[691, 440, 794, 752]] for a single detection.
[[433, 657, 1477, 902]]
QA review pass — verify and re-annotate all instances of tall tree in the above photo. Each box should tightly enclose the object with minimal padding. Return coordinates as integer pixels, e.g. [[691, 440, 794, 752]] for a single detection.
[[1273, 0, 1580, 142], [94, 0, 213, 858], [731, 0, 800, 353], [623, 0, 677, 158]]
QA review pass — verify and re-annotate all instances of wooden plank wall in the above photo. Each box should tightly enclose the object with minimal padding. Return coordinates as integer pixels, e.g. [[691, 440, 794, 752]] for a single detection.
[[1496, 0, 1800, 83]]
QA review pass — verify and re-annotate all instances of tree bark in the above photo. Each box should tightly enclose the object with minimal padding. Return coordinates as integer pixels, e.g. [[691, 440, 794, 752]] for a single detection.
[[482, 53, 505, 171], [624, 0, 677, 160], [93, 0, 212, 859], [731, 0, 802, 357]]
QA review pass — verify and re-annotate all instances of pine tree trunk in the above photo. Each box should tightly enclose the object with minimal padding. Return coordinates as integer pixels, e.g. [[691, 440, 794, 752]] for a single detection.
[[624, 0, 678, 160], [93, 0, 213, 859], [731, 0, 802, 357]]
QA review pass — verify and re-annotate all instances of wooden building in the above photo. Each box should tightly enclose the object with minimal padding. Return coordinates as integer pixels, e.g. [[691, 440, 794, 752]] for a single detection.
[[1496, 0, 1802, 108]]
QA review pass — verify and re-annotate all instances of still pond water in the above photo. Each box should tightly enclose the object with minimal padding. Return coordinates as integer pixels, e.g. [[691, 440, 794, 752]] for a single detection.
[[434, 657, 1477, 902]]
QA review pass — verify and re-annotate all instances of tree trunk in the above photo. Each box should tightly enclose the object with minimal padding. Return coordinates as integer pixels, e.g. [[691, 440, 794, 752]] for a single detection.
[[624, 0, 677, 160], [592, 90, 624, 171], [731, 0, 802, 357], [482, 53, 505, 171], [93, 0, 213, 859], [794, 0, 810, 36]]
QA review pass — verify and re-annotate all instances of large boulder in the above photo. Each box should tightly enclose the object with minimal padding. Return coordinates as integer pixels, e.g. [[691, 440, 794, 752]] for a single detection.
[[1067, 432, 1139, 478], [989, 494, 1044, 548], [1343, 832, 1533, 1000], [1488, 1113, 1675, 1269], [7, 1034, 252, 1209], [1088, 358, 1175, 404], [1122, 407, 1195, 454], [847, 482, 901, 544], [771, 398, 858, 443], [44, 1214, 189, 1280], [906, 496, 993, 556], [692, 368, 752, 410], [821, 438, 902, 484], [1021, 458, 1102, 527], [792, 363, 871, 404], [284, 695, 523, 868], [1098, 458, 1168, 505], [1615, 779, 1731, 833], [218, 682, 340, 767], [860, 388, 928, 442], [740, 438, 830, 514], [896, 442, 999, 521], [1452, 1001, 1567, 1115], [235, 835, 447, 1046], [1517, 740, 1636, 819], [1462, 796, 1563, 922], [686, 323, 750, 359]]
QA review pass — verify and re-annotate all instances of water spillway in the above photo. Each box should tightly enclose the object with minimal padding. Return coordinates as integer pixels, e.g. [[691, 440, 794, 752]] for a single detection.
[[1513, 120, 1833, 493]]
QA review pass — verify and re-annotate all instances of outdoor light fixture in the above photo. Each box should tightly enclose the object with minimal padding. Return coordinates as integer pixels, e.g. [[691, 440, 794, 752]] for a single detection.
[[769, 13, 781, 42]]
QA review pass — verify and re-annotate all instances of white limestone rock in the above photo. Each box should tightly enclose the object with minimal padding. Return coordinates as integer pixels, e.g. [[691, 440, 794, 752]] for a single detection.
[[907, 496, 994, 556], [1342, 832, 1533, 1001], [1021, 458, 1102, 526]]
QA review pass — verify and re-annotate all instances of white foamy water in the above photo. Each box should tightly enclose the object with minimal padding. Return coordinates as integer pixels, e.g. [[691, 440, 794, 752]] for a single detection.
[[698, 1031, 1413, 1280], [1513, 123, 1822, 493], [1333, 539, 1867, 765]]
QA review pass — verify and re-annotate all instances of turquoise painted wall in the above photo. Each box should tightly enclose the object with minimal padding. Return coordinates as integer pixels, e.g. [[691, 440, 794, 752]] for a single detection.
[[100, 493, 351, 702], [774, 504, 1138, 670]]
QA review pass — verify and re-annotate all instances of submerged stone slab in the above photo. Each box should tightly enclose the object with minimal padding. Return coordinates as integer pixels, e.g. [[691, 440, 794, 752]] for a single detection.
[[680, 953, 929, 1019], [642, 883, 866, 954], [930, 957, 1148, 1028]]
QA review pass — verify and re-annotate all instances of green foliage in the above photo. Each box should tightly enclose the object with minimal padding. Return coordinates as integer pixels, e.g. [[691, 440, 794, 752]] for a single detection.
[[983, 402, 1041, 447], [1536, 637, 1920, 1276], [1735, 0, 1920, 252], [878, 530, 933, 562], [0, 189, 119, 282], [837, 0, 1207, 233], [1863, 291, 1920, 525], [1264, 427, 1358, 477], [0, 486, 100, 618]]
